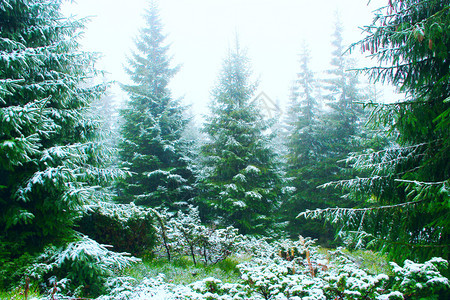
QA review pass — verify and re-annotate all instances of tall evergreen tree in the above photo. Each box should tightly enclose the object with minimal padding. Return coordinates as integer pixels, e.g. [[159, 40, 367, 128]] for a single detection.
[[198, 42, 283, 235], [285, 24, 371, 244], [90, 85, 121, 151], [117, 3, 194, 209], [322, 17, 362, 154], [301, 0, 450, 262], [282, 44, 337, 243], [0, 0, 120, 257]]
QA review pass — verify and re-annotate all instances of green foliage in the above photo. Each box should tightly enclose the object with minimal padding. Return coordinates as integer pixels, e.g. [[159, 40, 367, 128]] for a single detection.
[[0, 240, 34, 290], [303, 0, 450, 262], [117, 3, 194, 209], [339, 248, 391, 276], [0, 287, 41, 300], [282, 25, 371, 245], [26, 235, 140, 297], [77, 202, 156, 257], [0, 0, 127, 291], [93, 237, 449, 300], [198, 41, 284, 235]]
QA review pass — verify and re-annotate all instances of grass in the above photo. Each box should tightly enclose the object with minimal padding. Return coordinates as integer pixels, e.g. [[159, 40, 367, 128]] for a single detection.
[[121, 255, 249, 285], [123, 248, 390, 287], [345, 249, 391, 275], [317, 247, 391, 275], [0, 287, 41, 300]]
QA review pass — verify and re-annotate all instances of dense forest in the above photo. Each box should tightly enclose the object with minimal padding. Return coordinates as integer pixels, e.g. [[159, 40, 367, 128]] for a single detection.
[[1, 0, 449, 299]]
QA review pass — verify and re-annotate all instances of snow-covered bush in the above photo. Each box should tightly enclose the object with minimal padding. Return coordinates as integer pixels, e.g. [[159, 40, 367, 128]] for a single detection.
[[199, 226, 242, 265], [237, 239, 449, 300], [152, 205, 243, 266], [168, 205, 205, 265], [98, 274, 206, 300], [87, 237, 449, 299], [78, 202, 156, 256], [98, 274, 246, 300], [27, 235, 140, 297], [389, 257, 449, 298], [237, 239, 449, 299]]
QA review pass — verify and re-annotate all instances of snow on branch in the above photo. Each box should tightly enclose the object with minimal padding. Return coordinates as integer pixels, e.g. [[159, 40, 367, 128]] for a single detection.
[[298, 199, 425, 222]]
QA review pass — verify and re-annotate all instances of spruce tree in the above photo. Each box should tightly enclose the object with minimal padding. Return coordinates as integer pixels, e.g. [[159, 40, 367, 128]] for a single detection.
[[285, 24, 370, 244], [198, 42, 282, 235], [282, 44, 337, 243], [322, 17, 363, 155], [117, 3, 193, 209], [301, 0, 450, 262], [0, 0, 120, 258]]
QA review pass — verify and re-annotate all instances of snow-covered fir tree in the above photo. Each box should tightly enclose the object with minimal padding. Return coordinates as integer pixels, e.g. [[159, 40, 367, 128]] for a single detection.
[[117, 3, 194, 209], [0, 0, 124, 266], [281, 43, 334, 242], [285, 43, 321, 169], [301, 0, 450, 262], [322, 16, 363, 155], [89, 84, 121, 151], [198, 41, 283, 235]]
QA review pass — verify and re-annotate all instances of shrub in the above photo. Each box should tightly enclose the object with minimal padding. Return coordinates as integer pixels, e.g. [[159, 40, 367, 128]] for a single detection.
[[0, 238, 40, 292], [78, 202, 156, 256], [94, 237, 450, 299], [152, 205, 243, 265], [26, 235, 140, 297]]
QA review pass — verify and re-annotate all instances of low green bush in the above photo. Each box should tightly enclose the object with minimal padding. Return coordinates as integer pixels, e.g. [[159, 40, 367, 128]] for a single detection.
[[0, 239, 35, 291], [77, 202, 156, 256], [97, 237, 450, 300], [26, 235, 140, 297]]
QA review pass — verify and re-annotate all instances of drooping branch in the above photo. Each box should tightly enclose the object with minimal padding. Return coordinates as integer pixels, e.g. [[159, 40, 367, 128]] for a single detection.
[[298, 198, 425, 220]]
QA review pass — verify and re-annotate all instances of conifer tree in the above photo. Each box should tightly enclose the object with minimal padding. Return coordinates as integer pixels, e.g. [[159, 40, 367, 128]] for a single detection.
[[117, 3, 194, 209], [282, 44, 337, 243], [285, 24, 369, 244], [322, 17, 362, 155], [198, 42, 282, 234], [90, 87, 121, 151], [301, 0, 450, 262], [0, 0, 121, 256]]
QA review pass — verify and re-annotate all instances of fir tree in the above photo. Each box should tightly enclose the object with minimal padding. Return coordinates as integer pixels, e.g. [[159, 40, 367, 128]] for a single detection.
[[0, 0, 122, 263], [282, 44, 337, 243], [117, 3, 194, 209], [322, 16, 363, 155], [198, 41, 283, 235], [285, 25, 370, 244], [89, 84, 121, 151], [301, 0, 450, 262]]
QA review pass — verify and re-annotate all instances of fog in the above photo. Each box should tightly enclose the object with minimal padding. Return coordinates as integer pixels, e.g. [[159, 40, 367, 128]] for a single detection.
[[62, 0, 388, 116]]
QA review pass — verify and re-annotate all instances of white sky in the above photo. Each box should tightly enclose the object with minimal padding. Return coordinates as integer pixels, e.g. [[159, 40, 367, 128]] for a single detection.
[[62, 0, 388, 117]]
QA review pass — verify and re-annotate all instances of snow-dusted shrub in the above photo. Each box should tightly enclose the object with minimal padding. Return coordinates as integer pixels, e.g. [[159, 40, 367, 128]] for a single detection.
[[78, 202, 156, 256], [98, 275, 246, 300], [164, 205, 204, 265], [98, 274, 205, 300], [237, 238, 449, 300], [189, 277, 247, 299], [151, 207, 176, 261], [27, 235, 140, 297], [153, 205, 243, 266], [81, 237, 449, 299], [198, 226, 243, 265], [323, 262, 389, 299], [389, 257, 449, 298]]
